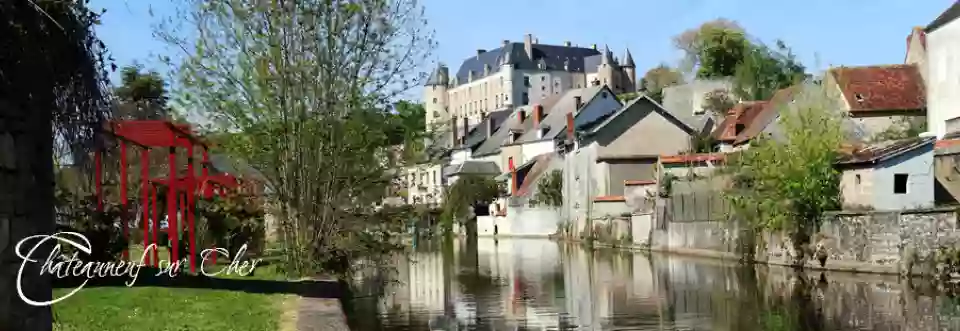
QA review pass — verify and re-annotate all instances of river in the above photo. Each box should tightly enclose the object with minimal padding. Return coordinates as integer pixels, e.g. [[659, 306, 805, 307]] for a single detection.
[[345, 238, 960, 330]]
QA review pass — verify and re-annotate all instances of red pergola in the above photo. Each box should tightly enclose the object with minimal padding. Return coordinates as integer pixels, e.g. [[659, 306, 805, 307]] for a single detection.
[[95, 120, 240, 272]]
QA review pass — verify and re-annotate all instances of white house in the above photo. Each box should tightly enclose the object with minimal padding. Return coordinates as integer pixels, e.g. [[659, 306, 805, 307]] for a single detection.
[[925, 1, 960, 138], [835, 136, 936, 211]]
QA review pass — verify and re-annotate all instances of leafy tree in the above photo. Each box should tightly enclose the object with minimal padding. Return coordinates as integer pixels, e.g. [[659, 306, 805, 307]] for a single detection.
[[640, 64, 684, 103], [733, 41, 807, 101], [871, 116, 927, 142], [723, 83, 843, 265], [702, 88, 736, 117], [673, 19, 749, 79], [534, 170, 563, 207], [115, 64, 169, 119], [158, 0, 435, 277], [441, 175, 503, 232]]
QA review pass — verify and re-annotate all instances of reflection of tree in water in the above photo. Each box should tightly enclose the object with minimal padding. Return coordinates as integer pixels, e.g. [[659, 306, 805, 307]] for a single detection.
[[711, 267, 826, 331]]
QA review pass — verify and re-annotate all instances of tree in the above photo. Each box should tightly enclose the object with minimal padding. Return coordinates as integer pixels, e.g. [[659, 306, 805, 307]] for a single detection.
[[702, 88, 736, 118], [733, 40, 807, 101], [159, 0, 435, 277], [673, 19, 748, 79], [871, 116, 927, 142], [114, 64, 170, 120], [533, 170, 563, 207], [724, 83, 843, 265], [441, 175, 503, 232], [2, 0, 113, 329], [388, 100, 429, 163], [640, 64, 684, 103]]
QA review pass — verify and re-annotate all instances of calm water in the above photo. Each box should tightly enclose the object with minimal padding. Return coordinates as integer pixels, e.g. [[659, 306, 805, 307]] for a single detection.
[[346, 238, 960, 331]]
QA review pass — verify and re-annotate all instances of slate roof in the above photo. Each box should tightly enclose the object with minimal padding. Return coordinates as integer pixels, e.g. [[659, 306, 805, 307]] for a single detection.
[[503, 94, 566, 145], [446, 160, 500, 176], [453, 42, 600, 86], [459, 110, 512, 151], [711, 101, 768, 143], [828, 64, 926, 112], [515, 86, 610, 144], [584, 94, 698, 137], [514, 153, 559, 197], [473, 109, 522, 157], [836, 136, 935, 166], [926, 1, 960, 33]]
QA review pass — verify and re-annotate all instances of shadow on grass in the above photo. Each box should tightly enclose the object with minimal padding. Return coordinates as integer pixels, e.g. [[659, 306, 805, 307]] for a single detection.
[[51, 265, 343, 299]]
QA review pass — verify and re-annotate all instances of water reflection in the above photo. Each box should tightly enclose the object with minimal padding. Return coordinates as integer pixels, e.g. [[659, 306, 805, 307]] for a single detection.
[[347, 238, 960, 330]]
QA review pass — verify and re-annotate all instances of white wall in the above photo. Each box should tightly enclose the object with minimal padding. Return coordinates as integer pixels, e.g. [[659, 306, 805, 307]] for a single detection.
[[927, 19, 960, 138], [872, 145, 935, 210], [450, 148, 471, 165], [520, 140, 554, 164]]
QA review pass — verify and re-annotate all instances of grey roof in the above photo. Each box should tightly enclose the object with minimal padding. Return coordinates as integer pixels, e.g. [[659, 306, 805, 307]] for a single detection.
[[459, 110, 512, 151], [473, 110, 521, 157], [453, 42, 600, 86], [927, 1, 960, 33], [425, 65, 449, 86], [836, 136, 935, 167], [584, 94, 698, 137], [623, 48, 635, 68], [447, 160, 500, 176], [515, 86, 610, 144]]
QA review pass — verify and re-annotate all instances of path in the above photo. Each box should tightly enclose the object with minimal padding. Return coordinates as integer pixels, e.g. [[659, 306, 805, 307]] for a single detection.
[[290, 278, 350, 331]]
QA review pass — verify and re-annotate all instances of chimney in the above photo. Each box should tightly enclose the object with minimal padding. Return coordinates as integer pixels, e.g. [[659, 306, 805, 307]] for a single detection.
[[533, 104, 543, 125], [564, 41, 571, 47], [574, 95, 582, 110], [524, 34, 534, 60], [468, 70, 474, 82], [566, 113, 575, 140], [487, 117, 496, 138], [534, 38, 539, 44], [477, 49, 486, 56], [451, 116, 459, 145], [462, 117, 469, 140], [591, 44, 597, 50], [518, 110, 527, 123], [503, 39, 510, 47]]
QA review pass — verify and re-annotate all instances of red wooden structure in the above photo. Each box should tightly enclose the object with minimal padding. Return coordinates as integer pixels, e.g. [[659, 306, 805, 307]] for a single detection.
[[96, 120, 241, 272]]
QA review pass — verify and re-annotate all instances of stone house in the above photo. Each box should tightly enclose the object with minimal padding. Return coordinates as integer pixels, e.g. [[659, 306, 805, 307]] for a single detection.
[[711, 101, 768, 152], [835, 136, 935, 211], [822, 64, 926, 139], [561, 95, 699, 228], [924, 1, 960, 138]]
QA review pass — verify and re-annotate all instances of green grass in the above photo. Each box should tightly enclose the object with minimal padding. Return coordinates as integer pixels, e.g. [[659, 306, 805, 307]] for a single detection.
[[52, 287, 292, 331], [51, 245, 297, 330]]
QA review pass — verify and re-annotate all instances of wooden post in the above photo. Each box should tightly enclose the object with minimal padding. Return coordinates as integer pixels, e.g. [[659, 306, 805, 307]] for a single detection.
[[151, 185, 159, 267], [141, 149, 150, 266], [168, 147, 178, 264], [120, 141, 128, 260], [186, 144, 197, 272]]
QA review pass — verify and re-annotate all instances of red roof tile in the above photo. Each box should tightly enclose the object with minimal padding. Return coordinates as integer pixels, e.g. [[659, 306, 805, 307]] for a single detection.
[[660, 153, 725, 165], [733, 86, 803, 145], [711, 101, 768, 142], [829, 64, 925, 113], [593, 195, 626, 202]]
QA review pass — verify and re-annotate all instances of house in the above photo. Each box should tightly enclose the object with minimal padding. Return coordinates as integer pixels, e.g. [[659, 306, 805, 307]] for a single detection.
[[835, 136, 935, 211], [660, 79, 729, 132], [562, 94, 700, 225], [496, 94, 564, 176], [423, 34, 638, 134], [724, 86, 803, 149], [711, 101, 768, 152], [823, 64, 926, 139], [925, 1, 960, 138]]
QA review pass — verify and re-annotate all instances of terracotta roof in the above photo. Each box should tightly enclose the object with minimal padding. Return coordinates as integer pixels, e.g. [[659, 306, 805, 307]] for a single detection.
[[733, 86, 802, 145], [514, 153, 557, 197], [593, 195, 626, 202], [711, 101, 768, 142], [828, 64, 925, 113], [660, 153, 725, 165], [836, 136, 934, 166]]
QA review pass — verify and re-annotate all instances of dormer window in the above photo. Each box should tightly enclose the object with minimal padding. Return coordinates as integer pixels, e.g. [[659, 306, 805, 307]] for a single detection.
[[855, 93, 865, 102], [511, 131, 523, 143], [538, 127, 549, 139]]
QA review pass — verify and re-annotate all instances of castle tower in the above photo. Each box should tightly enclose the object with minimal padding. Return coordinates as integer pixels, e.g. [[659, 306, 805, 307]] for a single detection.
[[424, 64, 450, 130], [500, 46, 516, 108], [622, 48, 636, 92]]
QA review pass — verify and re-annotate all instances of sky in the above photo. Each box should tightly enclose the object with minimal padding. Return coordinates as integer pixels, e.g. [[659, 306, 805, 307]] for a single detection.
[[91, 0, 955, 99]]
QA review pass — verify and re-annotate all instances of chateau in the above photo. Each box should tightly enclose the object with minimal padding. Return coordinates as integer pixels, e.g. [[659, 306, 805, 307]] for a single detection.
[[423, 34, 638, 133]]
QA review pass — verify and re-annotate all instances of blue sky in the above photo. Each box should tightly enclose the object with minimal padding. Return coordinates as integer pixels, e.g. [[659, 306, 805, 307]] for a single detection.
[[92, 0, 954, 97]]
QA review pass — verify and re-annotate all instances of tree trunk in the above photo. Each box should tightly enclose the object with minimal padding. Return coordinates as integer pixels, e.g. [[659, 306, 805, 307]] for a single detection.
[[0, 101, 55, 330]]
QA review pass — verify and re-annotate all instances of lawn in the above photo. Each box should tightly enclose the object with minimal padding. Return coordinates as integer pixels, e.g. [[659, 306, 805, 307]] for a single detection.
[[51, 245, 297, 331]]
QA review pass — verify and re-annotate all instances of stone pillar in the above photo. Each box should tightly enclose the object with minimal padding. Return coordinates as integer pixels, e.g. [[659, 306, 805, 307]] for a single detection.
[[0, 100, 55, 330]]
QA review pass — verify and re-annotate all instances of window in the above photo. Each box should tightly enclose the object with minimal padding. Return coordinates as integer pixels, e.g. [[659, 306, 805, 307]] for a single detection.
[[855, 174, 861, 185], [432, 97, 437, 104], [601, 92, 608, 98], [524, 76, 530, 87], [541, 76, 546, 82], [894, 174, 908, 194], [521, 92, 529, 105], [541, 86, 546, 91]]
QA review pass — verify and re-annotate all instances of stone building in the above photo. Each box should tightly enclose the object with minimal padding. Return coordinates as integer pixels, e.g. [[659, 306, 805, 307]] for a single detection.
[[422, 34, 638, 134]]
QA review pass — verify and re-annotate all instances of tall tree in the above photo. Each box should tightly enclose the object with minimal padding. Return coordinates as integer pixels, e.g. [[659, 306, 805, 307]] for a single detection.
[[733, 40, 807, 101], [1, 0, 113, 329], [114, 65, 170, 120], [673, 19, 748, 78], [159, 0, 435, 276], [640, 64, 684, 103]]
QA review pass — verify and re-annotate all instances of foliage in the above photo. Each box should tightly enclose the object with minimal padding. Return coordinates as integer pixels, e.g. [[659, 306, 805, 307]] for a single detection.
[[673, 20, 749, 79], [702, 88, 736, 117], [640, 64, 684, 103], [689, 133, 717, 154], [723, 83, 843, 265], [2, 0, 115, 175], [388, 100, 429, 163], [440, 175, 503, 230], [193, 194, 266, 256], [733, 41, 807, 101], [114, 64, 170, 120], [534, 170, 563, 207], [659, 173, 677, 198], [158, 0, 435, 277], [54, 180, 128, 262], [871, 116, 927, 142], [617, 92, 641, 102]]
